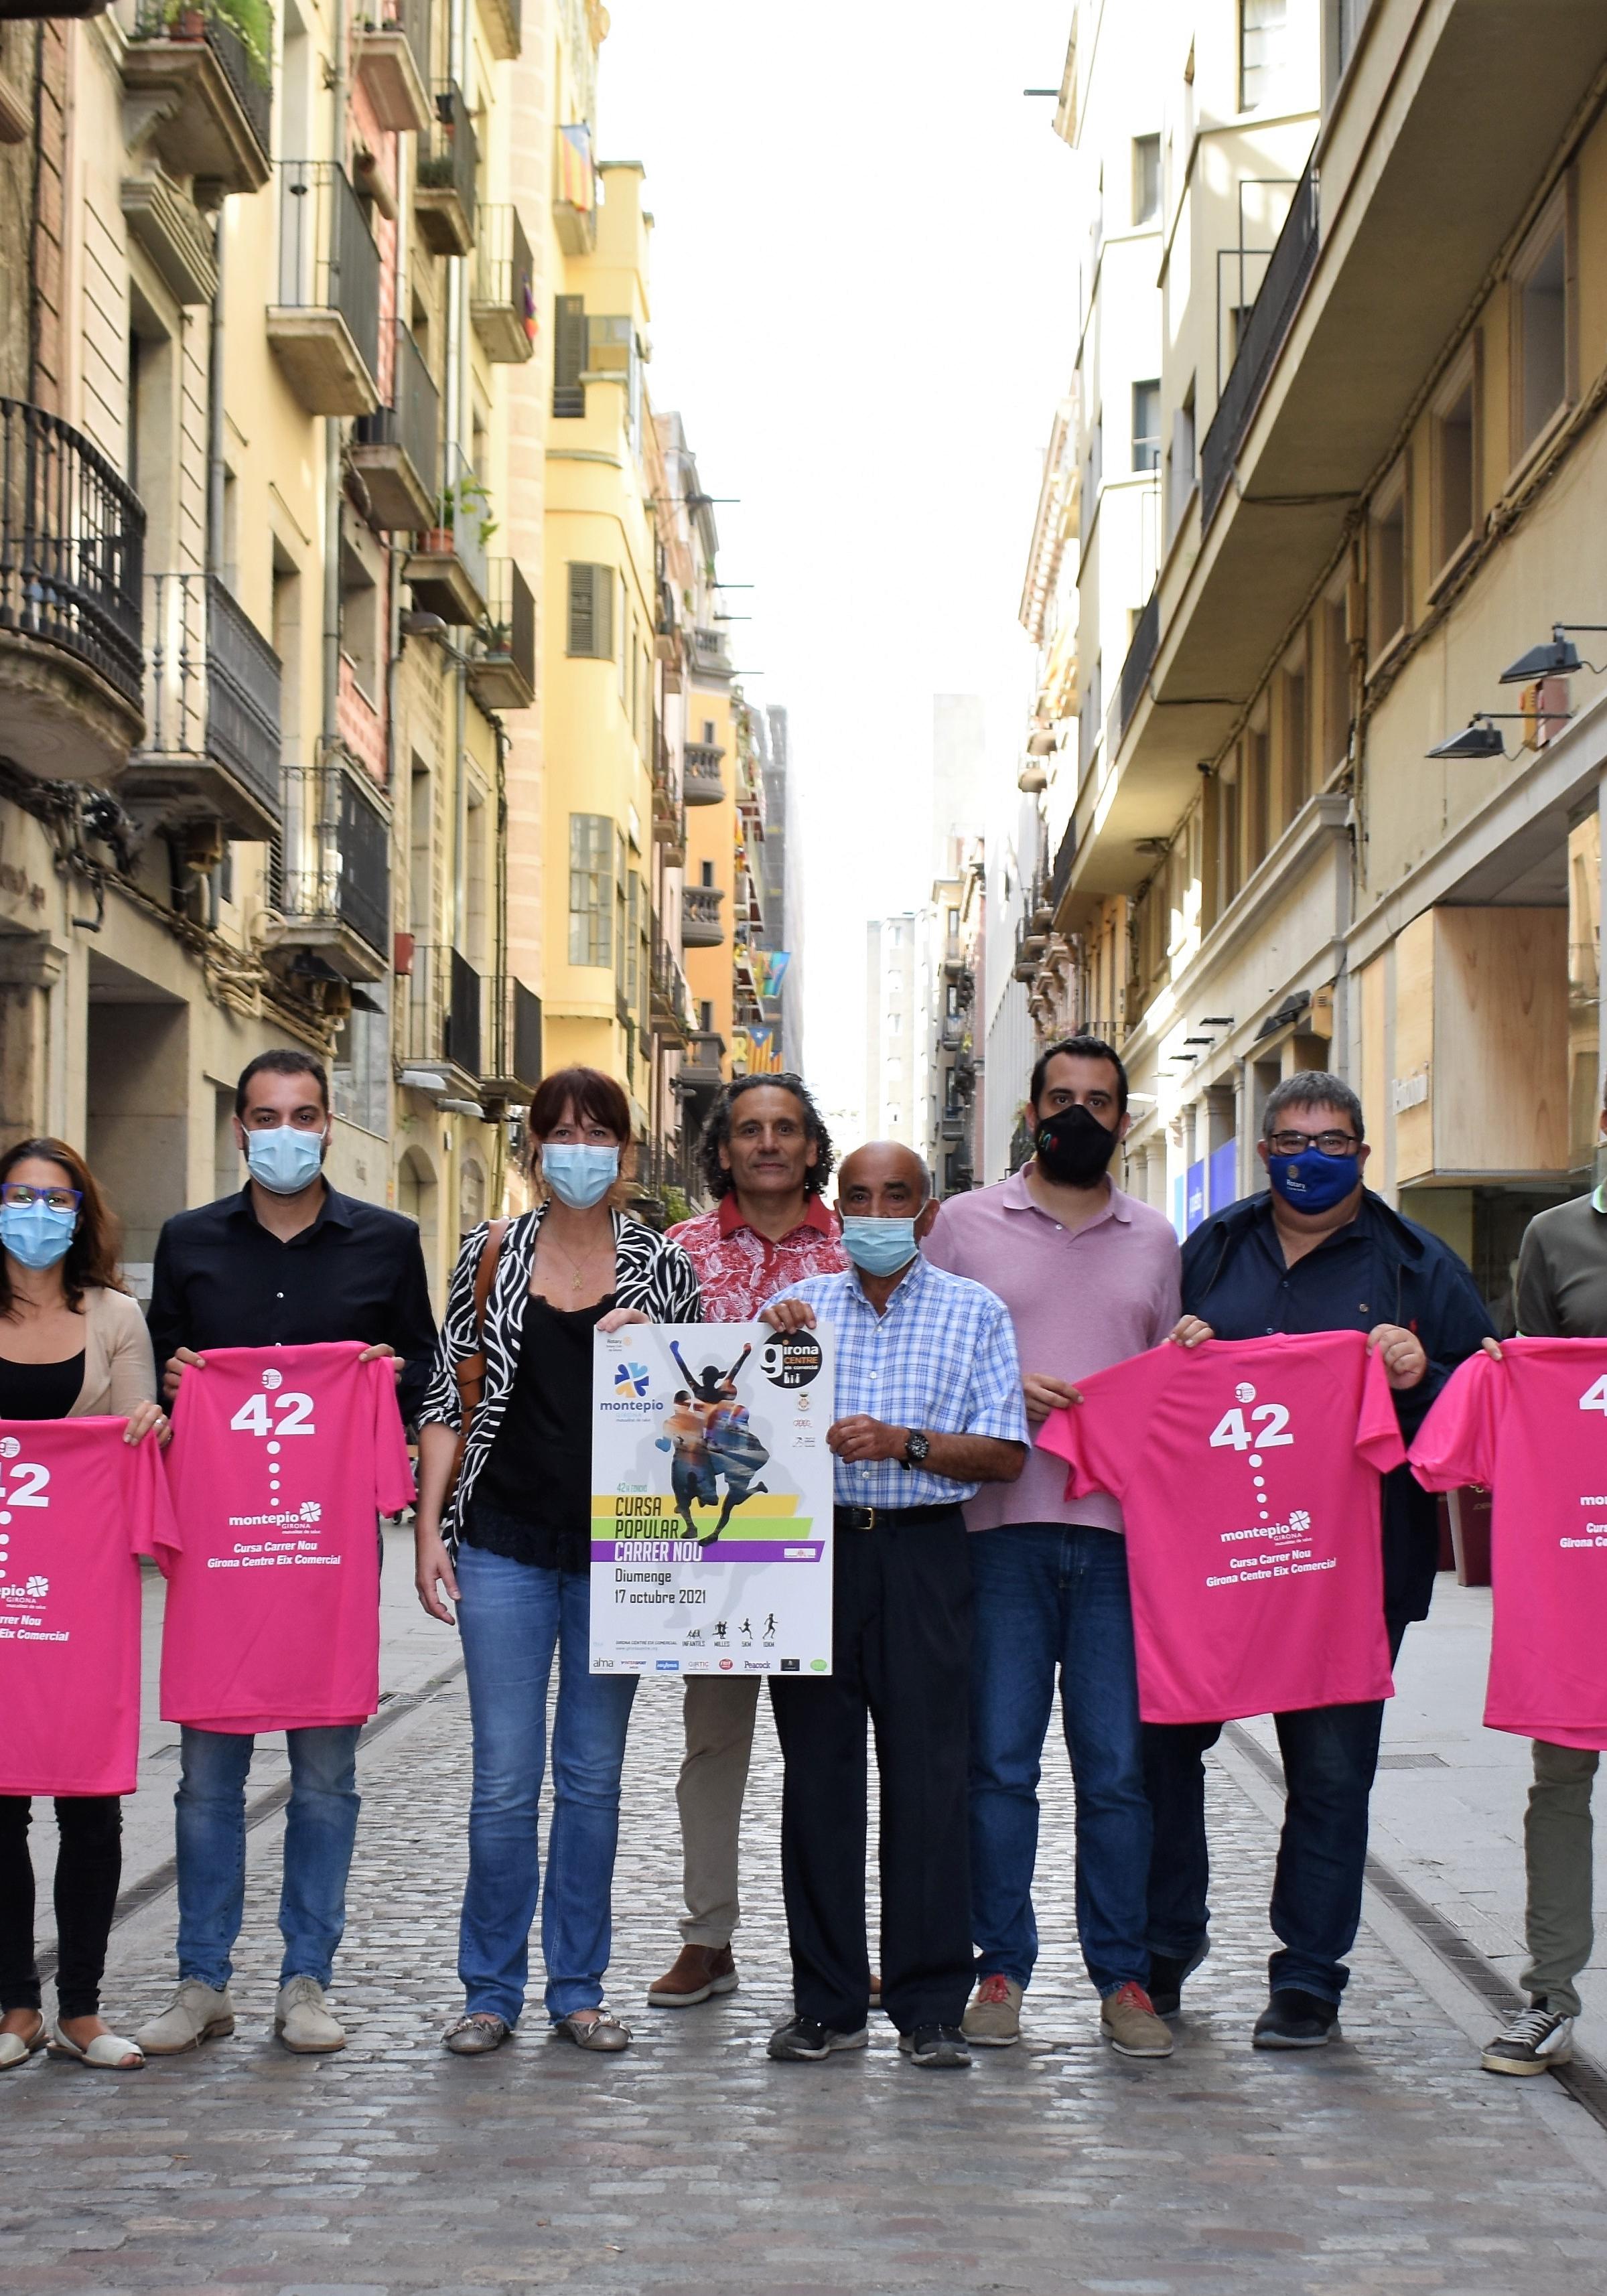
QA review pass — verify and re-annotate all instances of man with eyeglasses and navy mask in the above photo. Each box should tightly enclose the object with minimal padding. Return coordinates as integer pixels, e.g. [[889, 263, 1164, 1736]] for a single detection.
[[1153, 1069, 1491, 2049], [136, 1049, 435, 2061]]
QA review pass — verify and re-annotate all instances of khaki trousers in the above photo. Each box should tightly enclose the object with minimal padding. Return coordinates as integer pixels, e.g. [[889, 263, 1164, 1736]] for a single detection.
[[1521, 1739, 1598, 2019], [677, 1676, 762, 1946]]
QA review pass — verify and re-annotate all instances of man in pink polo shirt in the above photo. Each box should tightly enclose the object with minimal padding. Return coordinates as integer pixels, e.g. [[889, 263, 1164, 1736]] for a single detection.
[[648, 1074, 847, 2009], [923, 1035, 1180, 2058]]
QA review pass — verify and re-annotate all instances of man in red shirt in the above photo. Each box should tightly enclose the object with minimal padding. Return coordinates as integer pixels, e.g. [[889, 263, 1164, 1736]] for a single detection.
[[648, 1076, 846, 2007]]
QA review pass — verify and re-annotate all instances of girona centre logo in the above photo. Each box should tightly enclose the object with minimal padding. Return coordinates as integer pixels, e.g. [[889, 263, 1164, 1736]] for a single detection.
[[613, 1360, 650, 1398]]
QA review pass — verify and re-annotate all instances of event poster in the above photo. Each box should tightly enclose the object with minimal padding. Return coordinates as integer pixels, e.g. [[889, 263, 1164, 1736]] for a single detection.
[[590, 1321, 835, 1676]]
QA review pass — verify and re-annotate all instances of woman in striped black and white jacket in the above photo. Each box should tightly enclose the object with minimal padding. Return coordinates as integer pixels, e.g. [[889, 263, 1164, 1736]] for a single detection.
[[413, 1066, 698, 2058]]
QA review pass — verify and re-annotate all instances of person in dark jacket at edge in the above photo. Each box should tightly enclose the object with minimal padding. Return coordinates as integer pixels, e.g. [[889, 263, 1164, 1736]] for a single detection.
[[1146, 1069, 1494, 2050]]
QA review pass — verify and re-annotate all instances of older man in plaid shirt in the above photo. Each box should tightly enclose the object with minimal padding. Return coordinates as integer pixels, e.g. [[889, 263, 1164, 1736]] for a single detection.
[[760, 1141, 1028, 2070]]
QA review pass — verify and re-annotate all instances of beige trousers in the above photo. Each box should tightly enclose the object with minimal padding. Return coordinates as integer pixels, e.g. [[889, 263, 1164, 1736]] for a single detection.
[[677, 1675, 762, 1946], [1522, 1738, 1598, 2019]]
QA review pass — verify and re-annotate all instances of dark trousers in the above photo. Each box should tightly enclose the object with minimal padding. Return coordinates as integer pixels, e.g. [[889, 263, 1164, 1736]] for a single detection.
[[0, 1795, 122, 2020], [1143, 1615, 1409, 2005], [768, 1511, 973, 2035]]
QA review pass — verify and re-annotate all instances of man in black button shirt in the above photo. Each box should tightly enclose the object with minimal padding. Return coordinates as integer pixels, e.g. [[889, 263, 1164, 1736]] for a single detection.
[[137, 1050, 436, 2060]]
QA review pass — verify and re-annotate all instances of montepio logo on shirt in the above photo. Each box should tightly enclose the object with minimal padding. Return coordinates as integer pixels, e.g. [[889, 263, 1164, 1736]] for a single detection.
[[1221, 1508, 1312, 1545]]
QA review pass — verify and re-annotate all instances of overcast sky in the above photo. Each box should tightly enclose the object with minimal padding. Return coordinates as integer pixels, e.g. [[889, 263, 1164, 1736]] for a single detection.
[[600, 0, 1080, 1138]]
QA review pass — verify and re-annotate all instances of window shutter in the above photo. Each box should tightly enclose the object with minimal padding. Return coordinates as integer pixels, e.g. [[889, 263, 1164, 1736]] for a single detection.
[[567, 562, 593, 655], [553, 295, 586, 417]]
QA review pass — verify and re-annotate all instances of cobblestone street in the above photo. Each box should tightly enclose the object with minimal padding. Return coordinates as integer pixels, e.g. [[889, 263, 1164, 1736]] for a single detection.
[[6, 1665, 1607, 2296]]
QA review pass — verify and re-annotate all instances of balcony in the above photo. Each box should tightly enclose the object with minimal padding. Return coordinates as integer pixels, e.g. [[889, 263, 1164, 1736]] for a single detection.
[[1116, 587, 1159, 748], [681, 884, 725, 949], [121, 167, 217, 305], [679, 1029, 725, 1088], [399, 942, 484, 1088], [123, 0, 272, 196], [402, 445, 490, 626], [482, 974, 541, 1104], [415, 81, 477, 256], [553, 121, 595, 255], [650, 936, 692, 1044], [350, 322, 439, 533], [691, 626, 731, 683], [268, 163, 380, 415], [352, 0, 431, 133], [652, 735, 686, 863], [471, 204, 535, 363], [265, 756, 390, 979], [466, 559, 535, 711], [0, 397, 145, 780], [1200, 161, 1318, 529], [123, 572, 281, 839], [683, 740, 725, 805]]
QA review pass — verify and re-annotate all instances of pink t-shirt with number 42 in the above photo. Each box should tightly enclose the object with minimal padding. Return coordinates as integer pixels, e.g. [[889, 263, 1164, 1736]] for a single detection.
[[1410, 1338, 1607, 1749], [160, 1342, 415, 1733], [1038, 1332, 1405, 1724], [0, 1420, 180, 1796]]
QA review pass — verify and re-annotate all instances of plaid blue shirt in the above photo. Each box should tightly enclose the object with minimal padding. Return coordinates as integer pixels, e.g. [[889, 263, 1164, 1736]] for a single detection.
[[763, 1252, 1028, 1508]]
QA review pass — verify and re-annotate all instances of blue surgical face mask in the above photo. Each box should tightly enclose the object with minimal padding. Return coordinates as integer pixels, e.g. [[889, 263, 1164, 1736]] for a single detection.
[[244, 1123, 326, 1196], [841, 1214, 919, 1277], [0, 1200, 77, 1271], [542, 1143, 619, 1210], [1265, 1145, 1361, 1216]]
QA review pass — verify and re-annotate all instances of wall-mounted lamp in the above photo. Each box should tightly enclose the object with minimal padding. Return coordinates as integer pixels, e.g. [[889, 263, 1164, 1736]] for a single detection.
[[1425, 709, 1570, 762], [1498, 624, 1607, 684]]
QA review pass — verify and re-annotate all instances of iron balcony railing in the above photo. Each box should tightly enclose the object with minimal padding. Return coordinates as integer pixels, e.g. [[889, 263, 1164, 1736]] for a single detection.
[[439, 443, 489, 607], [650, 936, 693, 1039], [1116, 585, 1160, 745], [131, 0, 273, 161], [277, 758, 390, 959], [395, 0, 430, 92], [1047, 816, 1076, 920], [141, 571, 282, 818], [486, 973, 541, 1095], [0, 397, 145, 709], [477, 557, 534, 690], [354, 321, 439, 507], [474, 203, 534, 336], [419, 79, 478, 238], [277, 161, 381, 384], [401, 942, 482, 1078], [1200, 155, 1319, 526]]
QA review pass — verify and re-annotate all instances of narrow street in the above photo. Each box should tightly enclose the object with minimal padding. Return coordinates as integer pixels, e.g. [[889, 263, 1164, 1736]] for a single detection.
[[6, 1548, 1607, 2296]]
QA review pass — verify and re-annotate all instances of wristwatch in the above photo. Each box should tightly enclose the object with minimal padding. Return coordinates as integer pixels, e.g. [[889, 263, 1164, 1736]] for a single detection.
[[900, 1429, 931, 1471]]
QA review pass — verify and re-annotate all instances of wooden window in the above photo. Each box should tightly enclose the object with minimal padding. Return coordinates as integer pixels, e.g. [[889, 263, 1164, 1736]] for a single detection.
[[1368, 465, 1407, 660], [1133, 135, 1160, 226], [1132, 380, 1161, 473], [1245, 715, 1270, 873], [567, 561, 614, 658], [1278, 644, 1310, 822], [553, 295, 586, 419], [1321, 587, 1350, 776], [1431, 346, 1478, 577], [1512, 190, 1571, 459], [567, 812, 612, 966]]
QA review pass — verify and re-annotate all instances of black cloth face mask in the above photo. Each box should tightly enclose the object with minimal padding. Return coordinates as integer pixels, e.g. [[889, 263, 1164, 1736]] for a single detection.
[[1035, 1102, 1120, 1188]]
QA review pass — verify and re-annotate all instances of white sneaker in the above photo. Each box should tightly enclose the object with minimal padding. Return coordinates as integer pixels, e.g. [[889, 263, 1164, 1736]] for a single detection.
[[274, 1976, 346, 2054], [134, 1980, 236, 2057], [1482, 2000, 1574, 2076]]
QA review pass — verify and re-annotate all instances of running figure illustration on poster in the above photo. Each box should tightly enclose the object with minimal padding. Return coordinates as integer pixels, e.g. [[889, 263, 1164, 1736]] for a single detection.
[[660, 1339, 770, 1545]]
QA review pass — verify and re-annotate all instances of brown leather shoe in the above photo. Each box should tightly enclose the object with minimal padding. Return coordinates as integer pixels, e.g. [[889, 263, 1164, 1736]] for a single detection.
[[646, 1944, 739, 2007]]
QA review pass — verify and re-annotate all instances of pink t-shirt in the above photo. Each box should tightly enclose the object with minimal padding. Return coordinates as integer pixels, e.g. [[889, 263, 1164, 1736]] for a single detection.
[[0, 1420, 180, 1796], [160, 1342, 415, 1733], [1039, 1332, 1405, 1723], [1410, 1338, 1607, 1749]]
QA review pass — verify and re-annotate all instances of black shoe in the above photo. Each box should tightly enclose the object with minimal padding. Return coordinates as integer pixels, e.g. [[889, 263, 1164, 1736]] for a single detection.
[[1252, 1987, 1340, 2050], [898, 2023, 971, 2069], [766, 2015, 868, 2062], [1147, 1944, 1208, 2019]]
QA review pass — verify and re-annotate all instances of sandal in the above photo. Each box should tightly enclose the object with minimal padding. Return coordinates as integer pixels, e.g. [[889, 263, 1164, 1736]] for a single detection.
[[48, 2021, 145, 2070], [552, 2007, 631, 2053], [443, 2011, 511, 2056], [0, 2013, 47, 2070]]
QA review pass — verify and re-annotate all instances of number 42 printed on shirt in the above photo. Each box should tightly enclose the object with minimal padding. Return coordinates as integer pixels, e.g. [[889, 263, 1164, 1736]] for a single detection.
[[1207, 1398, 1295, 1449], [229, 1387, 316, 1437]]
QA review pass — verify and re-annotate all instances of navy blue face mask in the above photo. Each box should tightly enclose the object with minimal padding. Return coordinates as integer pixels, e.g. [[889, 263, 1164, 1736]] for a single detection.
[[1265, 1145, 1361, 1215]]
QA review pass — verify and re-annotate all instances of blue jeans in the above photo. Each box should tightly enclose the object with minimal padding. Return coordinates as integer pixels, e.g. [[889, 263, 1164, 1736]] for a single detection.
[[175, 1723, 360, 1990], [969, 1522, 1151, 1997], [1142, 1616, 1409, 2005], [456, 1539, 638, 2024]]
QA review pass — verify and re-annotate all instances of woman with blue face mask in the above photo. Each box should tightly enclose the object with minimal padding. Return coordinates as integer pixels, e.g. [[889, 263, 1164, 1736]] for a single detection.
[[411, 1068, 700, 2056], [0, 1139, 168, 2078]]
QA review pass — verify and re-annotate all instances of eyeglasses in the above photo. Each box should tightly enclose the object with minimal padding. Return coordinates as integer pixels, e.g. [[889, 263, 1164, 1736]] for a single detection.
[[1, 1183, 81, 1213], [1267, 1131, 1360, 1159]]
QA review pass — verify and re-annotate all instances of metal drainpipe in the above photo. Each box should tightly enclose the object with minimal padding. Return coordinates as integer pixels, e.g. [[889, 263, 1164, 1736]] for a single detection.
[[320, 0, 349, 761], [206, 207, 226, 577], [446, 0, 468, 954]]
